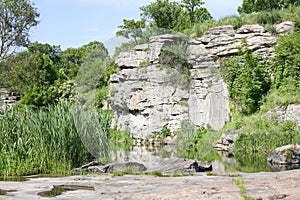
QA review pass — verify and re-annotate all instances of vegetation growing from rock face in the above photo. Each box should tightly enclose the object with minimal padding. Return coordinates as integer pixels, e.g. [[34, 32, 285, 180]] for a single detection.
[[219, 19, 300, 167], [187, 5, 300, 37], [221, 43, 271, 114], [159, 39, 192, 88]]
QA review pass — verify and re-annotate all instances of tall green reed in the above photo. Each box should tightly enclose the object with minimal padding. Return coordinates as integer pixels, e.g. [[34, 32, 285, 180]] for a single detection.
[[0, 101, 88, 176]]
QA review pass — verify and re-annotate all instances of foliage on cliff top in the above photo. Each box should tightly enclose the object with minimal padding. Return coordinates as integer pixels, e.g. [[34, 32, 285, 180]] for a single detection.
[[186, 5, 300, 37]]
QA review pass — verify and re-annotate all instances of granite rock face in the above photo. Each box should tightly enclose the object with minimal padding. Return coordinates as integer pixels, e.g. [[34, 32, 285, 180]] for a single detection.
[[109, 23, 288, 139]]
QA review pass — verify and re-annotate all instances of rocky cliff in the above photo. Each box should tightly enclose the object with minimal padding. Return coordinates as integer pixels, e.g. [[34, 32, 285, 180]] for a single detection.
[[109, 22, 290, 139]]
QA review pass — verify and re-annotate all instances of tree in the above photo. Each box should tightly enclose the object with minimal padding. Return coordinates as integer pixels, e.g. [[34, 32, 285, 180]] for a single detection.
[[116, 19, 146, 44], [0, 0, 39, 59], [140, 0, 182, 30], [139, 0, 211, 31], [181, 0, 212, 25], [238, 0, 300, 14]]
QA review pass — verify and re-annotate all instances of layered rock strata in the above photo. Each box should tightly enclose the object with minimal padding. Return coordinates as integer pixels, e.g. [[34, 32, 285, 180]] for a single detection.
[[109, 24, 280, 139]]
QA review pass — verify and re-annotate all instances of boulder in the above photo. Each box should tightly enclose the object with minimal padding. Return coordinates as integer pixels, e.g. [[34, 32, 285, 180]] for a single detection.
[[268, 144, 300, 165], [275, 21, 294, 33], [213, 130, 239, 153]]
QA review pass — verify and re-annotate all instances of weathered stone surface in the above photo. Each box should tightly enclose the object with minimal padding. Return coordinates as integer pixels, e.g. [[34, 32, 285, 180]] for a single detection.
[[207, 25, 235, 35], [109, 64, 190, 138], [237, 24, 266, 33], [214, 130, 239, 153], [116, 51, 148, 68], [103, 162, 147, 173], [149, 158, 211, 173], [275, 21, 294, 33], [149, 34, 184, 63], [2, 170, 300, 200], [111, 24, 281, 139], [268, 144, 300, 165], [265, 104, 300, 127]]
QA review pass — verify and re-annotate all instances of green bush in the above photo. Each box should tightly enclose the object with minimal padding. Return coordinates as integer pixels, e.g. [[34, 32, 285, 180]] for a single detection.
[[221, 44, 271, 114]]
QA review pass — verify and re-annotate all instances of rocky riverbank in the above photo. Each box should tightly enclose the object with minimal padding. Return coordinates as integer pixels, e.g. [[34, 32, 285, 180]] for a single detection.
[[1, 169, 300, 199]]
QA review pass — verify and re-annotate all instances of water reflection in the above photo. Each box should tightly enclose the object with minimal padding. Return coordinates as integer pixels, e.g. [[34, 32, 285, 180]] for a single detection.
[[109, 145, 300, 173]]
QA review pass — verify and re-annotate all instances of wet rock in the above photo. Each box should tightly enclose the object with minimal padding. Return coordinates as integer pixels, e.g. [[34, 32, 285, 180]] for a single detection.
[[268, 144, 300, 165], [103, 162, 147, 173]]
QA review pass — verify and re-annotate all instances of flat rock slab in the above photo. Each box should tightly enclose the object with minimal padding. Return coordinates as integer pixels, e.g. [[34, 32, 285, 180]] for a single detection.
[[0, 170, 300, 199]]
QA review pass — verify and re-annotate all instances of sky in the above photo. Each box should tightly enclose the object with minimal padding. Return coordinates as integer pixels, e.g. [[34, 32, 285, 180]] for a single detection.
[[30, 0, 243, 50]]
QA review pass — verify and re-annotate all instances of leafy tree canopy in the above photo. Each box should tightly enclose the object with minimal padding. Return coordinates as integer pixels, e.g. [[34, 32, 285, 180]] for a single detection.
[[0, 40, 110, 108], [116, 19, 146, 44], [117, 0, 212, 39], [0, 0, 39, 59], [140, 0, 212, 31], [238, 0, 300, 14]]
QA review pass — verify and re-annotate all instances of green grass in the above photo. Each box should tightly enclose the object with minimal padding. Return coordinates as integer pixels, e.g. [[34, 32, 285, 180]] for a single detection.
[[188, 6, 300, 38], [0, 101, 89, 176], [233, 178, 252, 200]]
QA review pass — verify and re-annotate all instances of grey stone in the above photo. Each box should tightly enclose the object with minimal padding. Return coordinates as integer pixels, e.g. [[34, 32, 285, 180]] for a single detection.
[[207, 25, 235, 35], [81, 161, 99, 169], [103, 162, 147, 173], [150, 158, 210, 173], [237, 24, 266, 33], [275, 21, 294, 33], [268, 144, 300, 165], [214, 130, 239, 153], [116, 51, 148, 68], [149, 34, 185, 63], [265, 104, 300, 127], [109, 22, 283, 139]]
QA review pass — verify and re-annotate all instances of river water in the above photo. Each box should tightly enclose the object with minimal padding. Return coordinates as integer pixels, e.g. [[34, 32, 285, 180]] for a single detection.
[[109, 145, 300, 173]]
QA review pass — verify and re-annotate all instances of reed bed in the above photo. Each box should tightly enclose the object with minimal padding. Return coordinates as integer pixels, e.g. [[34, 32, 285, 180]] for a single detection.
[[0, 101, 90, 176]]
